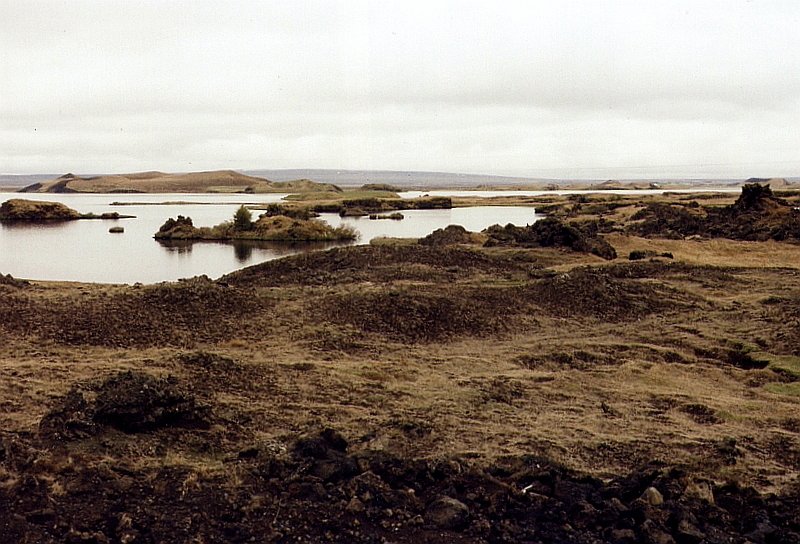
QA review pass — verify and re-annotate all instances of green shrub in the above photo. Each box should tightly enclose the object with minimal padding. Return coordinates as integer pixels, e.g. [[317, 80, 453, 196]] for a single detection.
[[233, 205, 253, 231]]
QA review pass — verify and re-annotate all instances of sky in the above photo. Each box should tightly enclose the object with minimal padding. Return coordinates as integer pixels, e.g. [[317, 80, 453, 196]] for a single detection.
[[1, 0, 799, 179]]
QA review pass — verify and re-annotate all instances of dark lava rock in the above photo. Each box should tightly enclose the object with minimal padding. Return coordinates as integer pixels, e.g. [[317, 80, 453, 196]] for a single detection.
[[419, 224, 475, 246], [631, 183, 800, 242], [293, 428, 358, 482], [154, 215, 196, 239], [293, 428, 349, 459], [93, 371, 211, 432], [425, 496, 470, 529], [629, 250, 674, 261], [0, 273, 29, 288], [484, 217, 617, 260], [41, 371, 211, 438], [39, 388, 98, 440], [4, 438, 800, 543]]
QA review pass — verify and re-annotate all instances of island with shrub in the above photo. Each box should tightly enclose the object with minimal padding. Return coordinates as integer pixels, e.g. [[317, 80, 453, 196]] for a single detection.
[[154, 205, 358, 242]]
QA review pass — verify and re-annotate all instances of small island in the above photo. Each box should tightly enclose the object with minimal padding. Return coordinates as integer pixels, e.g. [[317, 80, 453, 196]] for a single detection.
[[154, 206, 358, 242], [0, 198, 135, 222]]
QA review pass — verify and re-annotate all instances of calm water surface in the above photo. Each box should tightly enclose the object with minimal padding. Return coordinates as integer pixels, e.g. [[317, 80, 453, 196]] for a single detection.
[[0, 193, 541, 283], [397, 188, 742, 198]]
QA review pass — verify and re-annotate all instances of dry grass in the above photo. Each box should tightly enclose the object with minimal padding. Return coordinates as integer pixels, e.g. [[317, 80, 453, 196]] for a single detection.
[[609, 234, 800, 268], [3, 208, 800, 494]]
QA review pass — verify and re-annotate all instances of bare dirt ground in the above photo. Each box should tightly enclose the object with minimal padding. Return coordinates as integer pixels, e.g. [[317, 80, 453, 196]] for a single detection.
[[2, 189, 800, 542]]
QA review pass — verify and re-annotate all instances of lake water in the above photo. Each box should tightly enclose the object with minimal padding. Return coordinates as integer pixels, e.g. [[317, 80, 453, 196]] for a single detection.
[[0, 193, 541, 284], [397, 188, 742, 198]]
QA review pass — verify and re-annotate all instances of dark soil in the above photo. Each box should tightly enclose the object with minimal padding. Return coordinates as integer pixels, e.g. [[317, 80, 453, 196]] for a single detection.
[[2, 426, 800, 543]]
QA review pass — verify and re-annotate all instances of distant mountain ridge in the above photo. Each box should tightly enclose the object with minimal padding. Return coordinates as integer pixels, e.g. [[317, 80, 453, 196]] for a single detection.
[[244, 170, 793, 189], [243, 169, 557, 188], [15, 170, 340, 194], [3, 169, 797, 191]]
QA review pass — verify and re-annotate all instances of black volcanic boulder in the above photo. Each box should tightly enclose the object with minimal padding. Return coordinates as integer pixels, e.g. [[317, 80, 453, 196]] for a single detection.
[[484, 217, 617, 260], [419, 225, 475, 246], [155, 215, 197, 238], [92, 371, 211, 432], [292, 428, 358, 482]]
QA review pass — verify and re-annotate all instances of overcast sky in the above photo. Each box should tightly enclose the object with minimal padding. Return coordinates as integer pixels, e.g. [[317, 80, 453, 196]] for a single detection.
[[2, 0, 799, 178]]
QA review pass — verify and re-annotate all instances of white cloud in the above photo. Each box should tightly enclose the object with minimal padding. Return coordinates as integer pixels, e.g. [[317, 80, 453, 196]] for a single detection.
[[2, 0, 799, 177]]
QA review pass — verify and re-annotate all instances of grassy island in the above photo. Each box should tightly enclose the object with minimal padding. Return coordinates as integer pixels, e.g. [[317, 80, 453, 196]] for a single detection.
[[154, 206, 358, 242], [0, 198, 134, 222]]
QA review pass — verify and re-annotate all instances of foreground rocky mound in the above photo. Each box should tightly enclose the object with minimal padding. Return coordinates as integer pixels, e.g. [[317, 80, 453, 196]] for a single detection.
[[631, 183, 800, 241], [221, 244, 533, 286], [484, 217, 618, 260], [2, 426, 799, 543], [320, 286, 521, 342], [314, 264, 697, 343], [0, 275, 262, 347]]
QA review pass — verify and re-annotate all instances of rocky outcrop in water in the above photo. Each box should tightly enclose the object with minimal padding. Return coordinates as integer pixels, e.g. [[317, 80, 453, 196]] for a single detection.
[[0, 199, 80, 221], [0, 198, 134, 222]]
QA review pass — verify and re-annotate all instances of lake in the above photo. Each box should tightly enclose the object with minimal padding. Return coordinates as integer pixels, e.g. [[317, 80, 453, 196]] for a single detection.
[[0, 193, 541, 284]]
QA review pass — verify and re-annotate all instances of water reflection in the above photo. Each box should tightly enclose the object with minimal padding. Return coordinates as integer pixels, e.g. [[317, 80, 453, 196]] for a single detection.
[[0, 220, 85, 230], [156, 239, 194, 255], [233, 241, 251, 262], [155, 238, 354, 263]]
